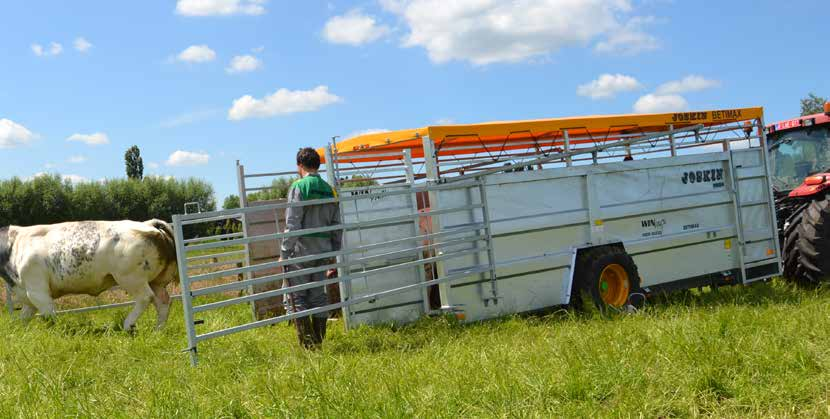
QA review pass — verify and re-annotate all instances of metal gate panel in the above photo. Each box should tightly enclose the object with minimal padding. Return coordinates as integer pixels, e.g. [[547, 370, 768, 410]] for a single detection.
[[340, 186, 426, 327]]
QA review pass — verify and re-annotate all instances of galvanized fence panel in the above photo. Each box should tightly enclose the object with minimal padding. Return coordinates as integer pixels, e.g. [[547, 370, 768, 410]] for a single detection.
[[173, 180, 492, 365]]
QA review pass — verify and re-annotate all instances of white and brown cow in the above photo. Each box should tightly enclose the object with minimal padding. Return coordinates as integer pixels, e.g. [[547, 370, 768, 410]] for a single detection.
[[0, 219, 178, 331]]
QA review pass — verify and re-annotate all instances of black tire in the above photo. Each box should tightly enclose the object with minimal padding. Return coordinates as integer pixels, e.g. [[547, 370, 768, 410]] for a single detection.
[[782, 203, 807, 282], [572, 246, 643, 312], [793, 196, 830, 284]]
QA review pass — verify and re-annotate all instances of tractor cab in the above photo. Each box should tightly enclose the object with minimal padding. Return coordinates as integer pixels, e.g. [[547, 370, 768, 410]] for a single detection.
[[768, 102, 830, 196]]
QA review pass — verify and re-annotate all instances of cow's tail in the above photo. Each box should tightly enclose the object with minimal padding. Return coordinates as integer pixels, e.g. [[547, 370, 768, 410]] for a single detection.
[[145, 219, 174, 242], [144, 219, 179, 283]]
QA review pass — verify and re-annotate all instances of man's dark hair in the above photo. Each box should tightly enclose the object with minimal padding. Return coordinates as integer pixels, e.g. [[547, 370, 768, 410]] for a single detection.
[[296, 147, 321, 170]]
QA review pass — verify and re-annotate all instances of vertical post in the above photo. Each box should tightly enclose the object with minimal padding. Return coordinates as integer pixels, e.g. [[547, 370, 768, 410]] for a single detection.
[[725, 145, 747, 283], [236, 161, 249, 208], [563, 129, 572, 167], [236, 162, 256, 321], [422, 137, 453, 312], [757, 116, 783, 272], [4, 282, 13, 315], [404, 149, 431, 314], [173, 215, 199, 367], [477, 179, 499, 304], [669, 124, 676, 157], [325, 145, 351, 330]]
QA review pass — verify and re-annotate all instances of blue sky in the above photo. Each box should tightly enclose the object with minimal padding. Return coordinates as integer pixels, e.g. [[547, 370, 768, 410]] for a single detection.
[[1, 0, 827, 206]]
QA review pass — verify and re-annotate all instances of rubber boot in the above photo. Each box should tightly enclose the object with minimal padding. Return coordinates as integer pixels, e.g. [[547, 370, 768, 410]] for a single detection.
[[294, 317, 314, 349], [311, 317, 327, 348]]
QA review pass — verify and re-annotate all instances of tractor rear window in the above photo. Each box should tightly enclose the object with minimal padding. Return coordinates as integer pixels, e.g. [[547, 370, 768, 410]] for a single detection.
[[770, 126, 830, 190]]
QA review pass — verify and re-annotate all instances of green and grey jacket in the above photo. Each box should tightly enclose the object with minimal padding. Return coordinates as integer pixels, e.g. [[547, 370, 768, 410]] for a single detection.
[[280, 174, 343, 262]]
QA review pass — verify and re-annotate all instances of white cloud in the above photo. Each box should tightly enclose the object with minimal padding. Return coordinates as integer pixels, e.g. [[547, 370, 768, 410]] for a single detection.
[[226, 55, 263, 74], [228, 85, 342, 121], [633, 94, 688, 113], [67, 132, 110, 145], [175, 0, 267, 16], [577, 73, 642, 100], [161, 108, 222, 128], [74, 37, 92, 53], [146, 174, 175, 181], [62, 174, 89, 183], [384, 0, 657, 65], [345, 128, 390, 139], [594, 16, 659, 55], [379, 0, 407, 14], [177, 45, 216, 63], [147, 162, 160, 169], [166, 150, 211, 166], [31, 172, 88, 183], [323, 10, 391, 46], [31, 42, 63, 57], [655, 75, 721, 95], [0, 119, 38, 148], [68, 155, 87, 164]]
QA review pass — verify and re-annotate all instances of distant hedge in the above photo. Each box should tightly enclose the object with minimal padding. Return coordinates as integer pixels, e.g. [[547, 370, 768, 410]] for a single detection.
[[0, 174, 215, 227]]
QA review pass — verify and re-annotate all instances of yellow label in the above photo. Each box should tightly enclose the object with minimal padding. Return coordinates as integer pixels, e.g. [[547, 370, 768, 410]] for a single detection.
[[594, 219, 604, 226], [724, 239, 732, 250]]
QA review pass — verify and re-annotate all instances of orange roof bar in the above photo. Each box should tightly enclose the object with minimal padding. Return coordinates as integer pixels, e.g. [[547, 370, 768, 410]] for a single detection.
[[319, 107, 763, 163]]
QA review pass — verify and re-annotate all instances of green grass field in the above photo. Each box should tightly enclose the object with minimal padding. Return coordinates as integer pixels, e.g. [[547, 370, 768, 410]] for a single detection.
[[2, 280, 830, 418]]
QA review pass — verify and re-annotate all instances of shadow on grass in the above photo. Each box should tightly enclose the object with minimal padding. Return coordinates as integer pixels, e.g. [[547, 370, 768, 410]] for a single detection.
[[647, 278, 825, 309]]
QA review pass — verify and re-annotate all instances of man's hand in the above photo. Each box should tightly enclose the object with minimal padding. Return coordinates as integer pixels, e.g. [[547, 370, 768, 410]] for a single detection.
[[326, 269, 338, 279]]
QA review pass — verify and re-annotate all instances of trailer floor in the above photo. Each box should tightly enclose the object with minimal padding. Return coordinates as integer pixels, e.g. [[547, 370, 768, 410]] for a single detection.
[[1, 280, 828, 418]]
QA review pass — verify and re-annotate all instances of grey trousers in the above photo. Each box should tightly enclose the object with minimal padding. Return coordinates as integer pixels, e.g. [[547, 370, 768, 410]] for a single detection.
[[283, 264, 329, 319]]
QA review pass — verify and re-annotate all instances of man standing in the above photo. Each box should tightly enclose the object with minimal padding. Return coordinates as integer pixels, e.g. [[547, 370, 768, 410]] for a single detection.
[[281, 147, 342, 349]]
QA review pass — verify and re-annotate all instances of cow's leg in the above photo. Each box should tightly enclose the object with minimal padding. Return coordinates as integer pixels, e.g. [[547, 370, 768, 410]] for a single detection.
[[9, 286, 34, 320], [149, 282, 171, 330], [19, 301, 36, 320], [119, 280, 155, 332], [20, 265, 55, 319]]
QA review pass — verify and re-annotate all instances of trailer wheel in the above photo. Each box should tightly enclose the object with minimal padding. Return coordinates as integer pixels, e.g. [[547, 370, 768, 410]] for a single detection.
[[574, 246, 642, 312], [790, 196, 830, 284]]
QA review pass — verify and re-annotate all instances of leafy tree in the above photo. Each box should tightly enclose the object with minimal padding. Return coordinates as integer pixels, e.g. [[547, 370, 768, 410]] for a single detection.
[[343, 175, 377, 188], [247, 177, 297, 202], [124, 145, 144, 180], [801, 93, 828, 116], [0, 174, 214, 228], [223, 194, 241, 210]]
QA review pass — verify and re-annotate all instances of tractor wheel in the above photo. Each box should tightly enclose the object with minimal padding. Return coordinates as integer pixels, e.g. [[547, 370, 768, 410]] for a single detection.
[[573, 246, 643, 312], [781, 204, 806, 282], [794, 196, 830, 284]]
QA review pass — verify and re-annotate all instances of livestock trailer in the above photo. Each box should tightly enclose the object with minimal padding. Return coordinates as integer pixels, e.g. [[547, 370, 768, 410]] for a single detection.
[[173, 107, 781, 365]]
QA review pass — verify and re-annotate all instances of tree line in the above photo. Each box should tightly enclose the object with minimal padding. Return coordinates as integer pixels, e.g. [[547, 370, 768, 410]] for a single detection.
[[0, 174, 215, 233]]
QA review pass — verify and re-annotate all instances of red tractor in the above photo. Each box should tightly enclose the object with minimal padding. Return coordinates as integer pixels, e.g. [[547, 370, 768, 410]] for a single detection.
[[769, 102, 830, 284]]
